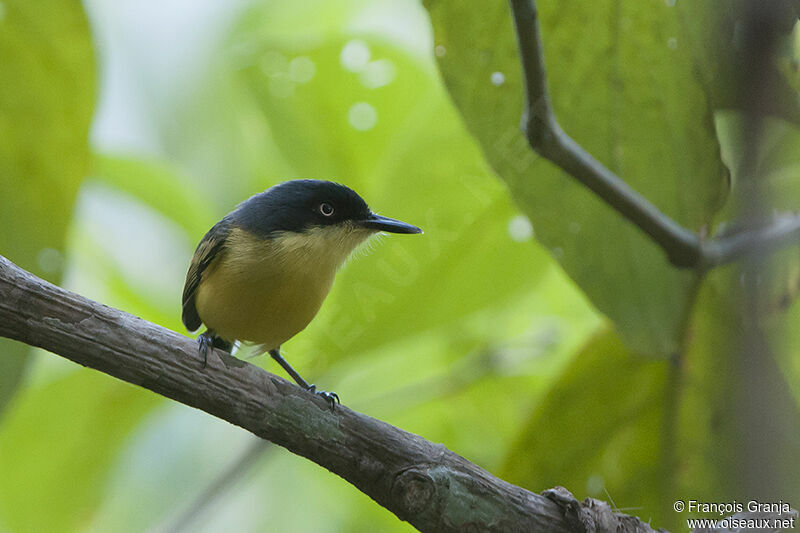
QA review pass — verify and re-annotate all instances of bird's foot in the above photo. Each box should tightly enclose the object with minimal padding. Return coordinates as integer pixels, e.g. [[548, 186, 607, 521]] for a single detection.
[[197, 329, 233, 368], [197, 330, 233, 368], [306, 384, 340, 411], [197, 331, 213, 368]]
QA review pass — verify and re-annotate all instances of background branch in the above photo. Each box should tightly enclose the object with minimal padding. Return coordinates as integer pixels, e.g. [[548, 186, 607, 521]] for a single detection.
[[160, 438, 271, 533], [0, 255, 663, 533], [508, 0, 800, 270], [728, 0, 800, 502]]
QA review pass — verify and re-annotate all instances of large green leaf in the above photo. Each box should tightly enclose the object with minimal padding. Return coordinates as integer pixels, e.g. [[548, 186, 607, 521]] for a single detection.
[[0, 0, 94, 279], [0, 370, 159, 533], [424, 0, 728, 355], [0, 0, 94, 417]]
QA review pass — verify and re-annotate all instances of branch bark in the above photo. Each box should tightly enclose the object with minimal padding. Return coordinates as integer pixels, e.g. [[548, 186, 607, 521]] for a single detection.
[[0, 255, 663, 533], [508, 0, 800, 270]]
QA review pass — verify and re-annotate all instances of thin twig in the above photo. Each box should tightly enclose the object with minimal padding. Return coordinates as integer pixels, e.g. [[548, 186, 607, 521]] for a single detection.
[[157, 439, 271, 533], [702, 214, 800, 268], [508, 0, 702, 267]]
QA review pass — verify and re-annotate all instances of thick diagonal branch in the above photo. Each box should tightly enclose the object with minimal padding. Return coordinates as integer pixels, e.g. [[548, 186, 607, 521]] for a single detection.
[[508, 0, 800, 269], [0, 255, 662, 533]]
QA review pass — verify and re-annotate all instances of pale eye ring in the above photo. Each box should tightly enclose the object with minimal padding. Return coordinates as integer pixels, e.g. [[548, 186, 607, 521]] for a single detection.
[[319, 202, 334, 216]]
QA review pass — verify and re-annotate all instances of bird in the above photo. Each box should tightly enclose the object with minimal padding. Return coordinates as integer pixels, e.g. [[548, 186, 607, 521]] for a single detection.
[[182, 179, 422, 408]]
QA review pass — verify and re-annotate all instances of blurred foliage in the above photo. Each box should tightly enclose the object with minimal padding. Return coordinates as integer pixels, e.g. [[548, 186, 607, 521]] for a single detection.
[[2, 0, 600, 531], [502, 328, 670, 522], [0, 0, 94, 419], [426, 0, 800, 530], [0, 372, 158, 532], [0, 0, 799, 532]]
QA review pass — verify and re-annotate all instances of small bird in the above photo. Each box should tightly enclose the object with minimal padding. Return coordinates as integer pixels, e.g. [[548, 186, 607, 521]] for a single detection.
[[182, 179, 422, 407]]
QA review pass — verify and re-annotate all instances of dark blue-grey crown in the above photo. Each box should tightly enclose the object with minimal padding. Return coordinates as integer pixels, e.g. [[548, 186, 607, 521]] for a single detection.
[[234, 179, 372, 236]]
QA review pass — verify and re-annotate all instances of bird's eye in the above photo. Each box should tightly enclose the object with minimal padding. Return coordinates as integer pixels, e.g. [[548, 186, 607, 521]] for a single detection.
[[319, 202, 334, 216]]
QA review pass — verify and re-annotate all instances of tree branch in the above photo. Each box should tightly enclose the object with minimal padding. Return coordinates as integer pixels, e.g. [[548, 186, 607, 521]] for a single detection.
[[703, 214, 800, 268], [507, 0, 800, 270], [0, 255, 663, 533]]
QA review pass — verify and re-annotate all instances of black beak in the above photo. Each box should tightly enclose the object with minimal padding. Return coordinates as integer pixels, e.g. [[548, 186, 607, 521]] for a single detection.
[[359, 213, 422, 234]]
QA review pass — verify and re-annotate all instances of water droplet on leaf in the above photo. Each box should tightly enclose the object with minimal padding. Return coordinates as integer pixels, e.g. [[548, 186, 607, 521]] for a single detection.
[[508, 215, 534, 241], [341, 40, 370, 72], [289, 57, 316, 83], [360, 59, 396, 89], [491, 71, 505, 86]]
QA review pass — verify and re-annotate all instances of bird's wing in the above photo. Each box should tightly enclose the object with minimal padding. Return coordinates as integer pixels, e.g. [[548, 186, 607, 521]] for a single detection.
[[182, 217, 231, 332]]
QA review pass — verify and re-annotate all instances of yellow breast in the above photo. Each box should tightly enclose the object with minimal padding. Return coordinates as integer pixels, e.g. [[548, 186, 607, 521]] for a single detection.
[[195, 225, 370, 349]]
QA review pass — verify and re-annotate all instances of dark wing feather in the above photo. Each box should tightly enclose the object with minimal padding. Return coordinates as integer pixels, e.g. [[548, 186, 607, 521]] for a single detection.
[[182, 217, 231, 331]]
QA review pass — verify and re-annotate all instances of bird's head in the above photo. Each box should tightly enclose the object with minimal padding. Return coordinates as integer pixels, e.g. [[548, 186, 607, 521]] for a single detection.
[[233, 179, 421, 264]]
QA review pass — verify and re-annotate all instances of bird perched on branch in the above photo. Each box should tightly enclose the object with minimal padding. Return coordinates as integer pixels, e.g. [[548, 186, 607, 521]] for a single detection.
[[182, 179, 422, 408]]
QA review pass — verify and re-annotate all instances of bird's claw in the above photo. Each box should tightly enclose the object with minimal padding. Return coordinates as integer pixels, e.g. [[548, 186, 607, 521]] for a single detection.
[[306, 384, 340, 410], [197, 333, 212, 368]]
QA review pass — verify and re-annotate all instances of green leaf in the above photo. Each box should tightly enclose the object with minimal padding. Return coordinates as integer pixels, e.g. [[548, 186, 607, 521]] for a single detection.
[[0, 0, 94, 276], [0, 0, 95, 416], [0, 370, 159, 533], [423, 0, 728, 355]]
